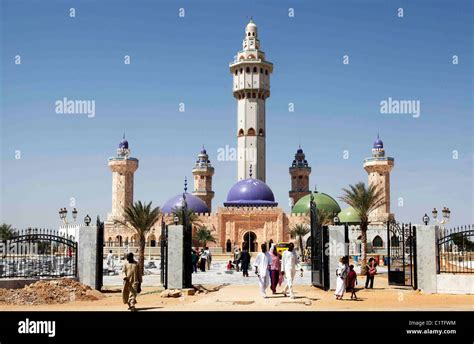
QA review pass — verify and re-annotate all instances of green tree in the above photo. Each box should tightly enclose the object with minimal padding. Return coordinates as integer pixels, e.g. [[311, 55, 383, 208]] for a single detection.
[[290, 224, 310, 260], [0, 223, 14, 240], [193, 227, 216, 247], [339, 182, 385, 274], [116, 201, 161, 275]]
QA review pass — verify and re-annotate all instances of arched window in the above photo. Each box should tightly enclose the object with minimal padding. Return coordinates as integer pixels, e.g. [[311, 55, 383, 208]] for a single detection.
[[226, 239, 232, 253], [253, 67, 257, 73], [252, 32, 255, 37], [238, 129, 244, 137], [252, 92, 256, 98], [246, 92, 251, 98], [265, 69, 268, 75], [247, 128, 256, 136], [372, 236, 383, 248], [390, 235, 399, 247], [246, 67, 250, 73], [248, 32, 251, 37], [258, 128, 264, 136], [116, 235, 123, 247], [239, 68, 243, 74], [260, 68, 263, 73], [234, 70, 238, 76]]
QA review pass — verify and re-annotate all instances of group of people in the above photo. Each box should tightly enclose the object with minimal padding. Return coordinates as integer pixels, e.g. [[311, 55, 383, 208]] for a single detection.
[[334, 256, 378, 300], [191, 247, 212, 272], [254, 242, 303, 299]]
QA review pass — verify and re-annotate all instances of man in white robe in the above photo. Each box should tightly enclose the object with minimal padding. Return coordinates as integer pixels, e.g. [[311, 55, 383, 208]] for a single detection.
[[253, 243, 272, 298], [281, 243, 303, 299]]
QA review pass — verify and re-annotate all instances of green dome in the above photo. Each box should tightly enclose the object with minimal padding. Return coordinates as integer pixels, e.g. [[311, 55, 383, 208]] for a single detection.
[[292, 192, 341, 215], [338, 207, 361, 224]]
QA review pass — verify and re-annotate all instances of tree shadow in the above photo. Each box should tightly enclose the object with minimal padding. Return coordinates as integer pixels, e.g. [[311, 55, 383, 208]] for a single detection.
[[193, 283, 229, 293]]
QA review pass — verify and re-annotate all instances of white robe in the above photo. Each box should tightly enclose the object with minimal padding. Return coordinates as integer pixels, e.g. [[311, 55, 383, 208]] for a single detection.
[[281, 250, 301, 297], [253, 252, 271, 296], [335, 263, 348, 297]]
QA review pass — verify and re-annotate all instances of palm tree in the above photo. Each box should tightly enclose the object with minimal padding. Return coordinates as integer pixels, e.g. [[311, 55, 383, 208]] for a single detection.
[[0, 223, 14, 240], [290, 224, 310, 260], [339, 182, 385, 274], [116, 201, 161, 276], [193, 227, 216, 247], [172, 208, 202, 228]]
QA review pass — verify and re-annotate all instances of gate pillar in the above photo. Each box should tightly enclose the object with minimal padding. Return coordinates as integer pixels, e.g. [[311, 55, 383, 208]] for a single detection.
[[77, 224, 100, 290]]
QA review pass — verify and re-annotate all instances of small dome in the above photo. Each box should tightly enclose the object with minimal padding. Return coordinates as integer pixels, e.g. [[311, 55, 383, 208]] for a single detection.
[[297, 148, 303, 154], [246, 19, 257, 35], [338, 207, 361, 224], [162, 193, 210, 214], [292, 192, 341, 215], [224, 178, 277, 207], [373, 136, 383, 149], [119, 138, 129, 149]]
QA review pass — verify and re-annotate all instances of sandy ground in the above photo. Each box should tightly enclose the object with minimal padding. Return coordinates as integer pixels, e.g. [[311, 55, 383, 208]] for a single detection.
[[1, 275, 473, 312]]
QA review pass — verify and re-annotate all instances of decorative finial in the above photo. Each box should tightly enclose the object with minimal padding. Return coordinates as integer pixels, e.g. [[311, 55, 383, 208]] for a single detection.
[[123, 133, 126, 139], [299, 144, 301, 149], [314, 184, 317, 192], [249, 165, 253, 178], [249, 16, 254, 23], [184, 177, 188, 193]]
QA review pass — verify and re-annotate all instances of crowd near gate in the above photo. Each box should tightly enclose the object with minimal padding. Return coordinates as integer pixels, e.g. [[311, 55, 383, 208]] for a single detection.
[[0, 228, 78, 278]]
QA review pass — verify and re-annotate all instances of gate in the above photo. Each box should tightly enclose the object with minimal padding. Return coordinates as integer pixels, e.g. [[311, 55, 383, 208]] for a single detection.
[[96, 217, 104, 291], [387, 221, 417, 289], [0, 228, 77, 278], [310, 193, 330, 290], [160, 219, 168, 289], [437, 225, 473, 274]]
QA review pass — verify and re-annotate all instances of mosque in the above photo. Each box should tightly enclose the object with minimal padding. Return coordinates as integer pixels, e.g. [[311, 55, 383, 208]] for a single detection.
[[103, 20, 395, 254]]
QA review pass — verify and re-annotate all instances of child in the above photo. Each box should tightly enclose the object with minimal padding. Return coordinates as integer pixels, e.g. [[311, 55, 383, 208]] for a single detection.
[[226, 260, 235, 270], [346, 264, 358, 300]]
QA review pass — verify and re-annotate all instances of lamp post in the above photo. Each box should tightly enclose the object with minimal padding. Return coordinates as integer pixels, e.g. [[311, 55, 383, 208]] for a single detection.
[[84, 214, 91, 226], [422, 213, 430, 225], [58, 207, 78, 225], [430, 207, 451, 239]]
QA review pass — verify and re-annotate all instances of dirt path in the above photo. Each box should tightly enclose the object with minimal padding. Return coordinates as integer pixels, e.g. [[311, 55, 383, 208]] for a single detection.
[[2, 281, 473, 312]]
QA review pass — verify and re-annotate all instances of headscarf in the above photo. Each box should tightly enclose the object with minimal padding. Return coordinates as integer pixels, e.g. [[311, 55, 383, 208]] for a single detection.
[[269, 243, 277, 256]]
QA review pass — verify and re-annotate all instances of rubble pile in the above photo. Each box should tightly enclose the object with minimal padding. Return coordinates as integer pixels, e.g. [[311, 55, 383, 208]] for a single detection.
[[0, 279, 105, 305]]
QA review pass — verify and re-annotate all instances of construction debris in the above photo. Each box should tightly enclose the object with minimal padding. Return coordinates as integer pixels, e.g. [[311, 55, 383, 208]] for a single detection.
[[0, 279, 105, 305]]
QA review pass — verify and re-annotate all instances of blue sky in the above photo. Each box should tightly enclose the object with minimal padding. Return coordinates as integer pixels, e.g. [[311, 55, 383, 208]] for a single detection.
[[1, 0, 472, 229]]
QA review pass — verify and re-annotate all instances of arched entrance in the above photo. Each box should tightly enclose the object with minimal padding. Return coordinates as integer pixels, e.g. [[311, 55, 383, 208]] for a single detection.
[[243, 231, 257, 252], [226, 239, 232, 252]]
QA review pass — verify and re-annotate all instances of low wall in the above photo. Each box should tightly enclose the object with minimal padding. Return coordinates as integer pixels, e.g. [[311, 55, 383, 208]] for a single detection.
[[436, 274, 474, 294]]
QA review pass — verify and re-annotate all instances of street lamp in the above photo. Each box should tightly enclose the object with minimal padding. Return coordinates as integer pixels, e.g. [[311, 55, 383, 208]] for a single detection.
[[333, 215, 340, 225], [59, 207, 78, 225], [174, 216, 179, 225], [431, 207, 451, 225], [84, 214, 91, 226], [422, 213, 430, 225]]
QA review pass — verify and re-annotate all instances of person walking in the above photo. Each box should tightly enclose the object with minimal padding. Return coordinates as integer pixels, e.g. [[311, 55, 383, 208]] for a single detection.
[[269, 243, 281, 294], [346, 264, 358, 300], [253, 243, 272, 298], [234, 248, 242, 272], [365, 257, 377, 289], [199, 248, 208, 272], [335, 256, 349, 300], [238, 244, 251, 277], [122, 252, 142, 311], [106, 250, 114, 270], [206, 247, 212, 270], [281, 243, 303, 299], [191, 250, 198, 273]]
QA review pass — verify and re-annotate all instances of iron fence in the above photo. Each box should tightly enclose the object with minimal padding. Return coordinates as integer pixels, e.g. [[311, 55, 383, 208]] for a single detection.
[[437, 224, 473, 274], [0, 228, 77, 278]]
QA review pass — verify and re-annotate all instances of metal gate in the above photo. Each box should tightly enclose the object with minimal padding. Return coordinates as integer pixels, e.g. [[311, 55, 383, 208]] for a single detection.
[[0, 228, 77, 278], [160, 219, 168, 289], [387, 221, 417, 289], [95, 217, 104, 291], [310, 193, 330, 290]]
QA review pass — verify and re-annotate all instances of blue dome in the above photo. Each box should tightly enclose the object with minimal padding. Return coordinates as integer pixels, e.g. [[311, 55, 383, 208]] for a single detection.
[[162, 193, 210, 214], [224, 179, 278, 207], [119, 138, 129, 149], [373, 137, 383, 149]]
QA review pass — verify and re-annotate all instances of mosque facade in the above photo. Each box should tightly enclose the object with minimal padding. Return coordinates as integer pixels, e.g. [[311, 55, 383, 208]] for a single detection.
[[103, 20, 395, 253]]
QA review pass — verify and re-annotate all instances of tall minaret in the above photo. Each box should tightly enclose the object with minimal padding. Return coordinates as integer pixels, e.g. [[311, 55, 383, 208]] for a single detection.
[[230, 18, 273, 182], [363, 135, 395, 224], [289, 146, 311, 207], [106, 135, 139, 225], [192, 146, 215, 212]]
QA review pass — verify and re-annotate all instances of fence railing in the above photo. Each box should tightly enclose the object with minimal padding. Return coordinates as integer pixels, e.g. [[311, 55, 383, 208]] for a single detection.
[[0, 228, 77, 278], [437, 224, 473, 274]]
